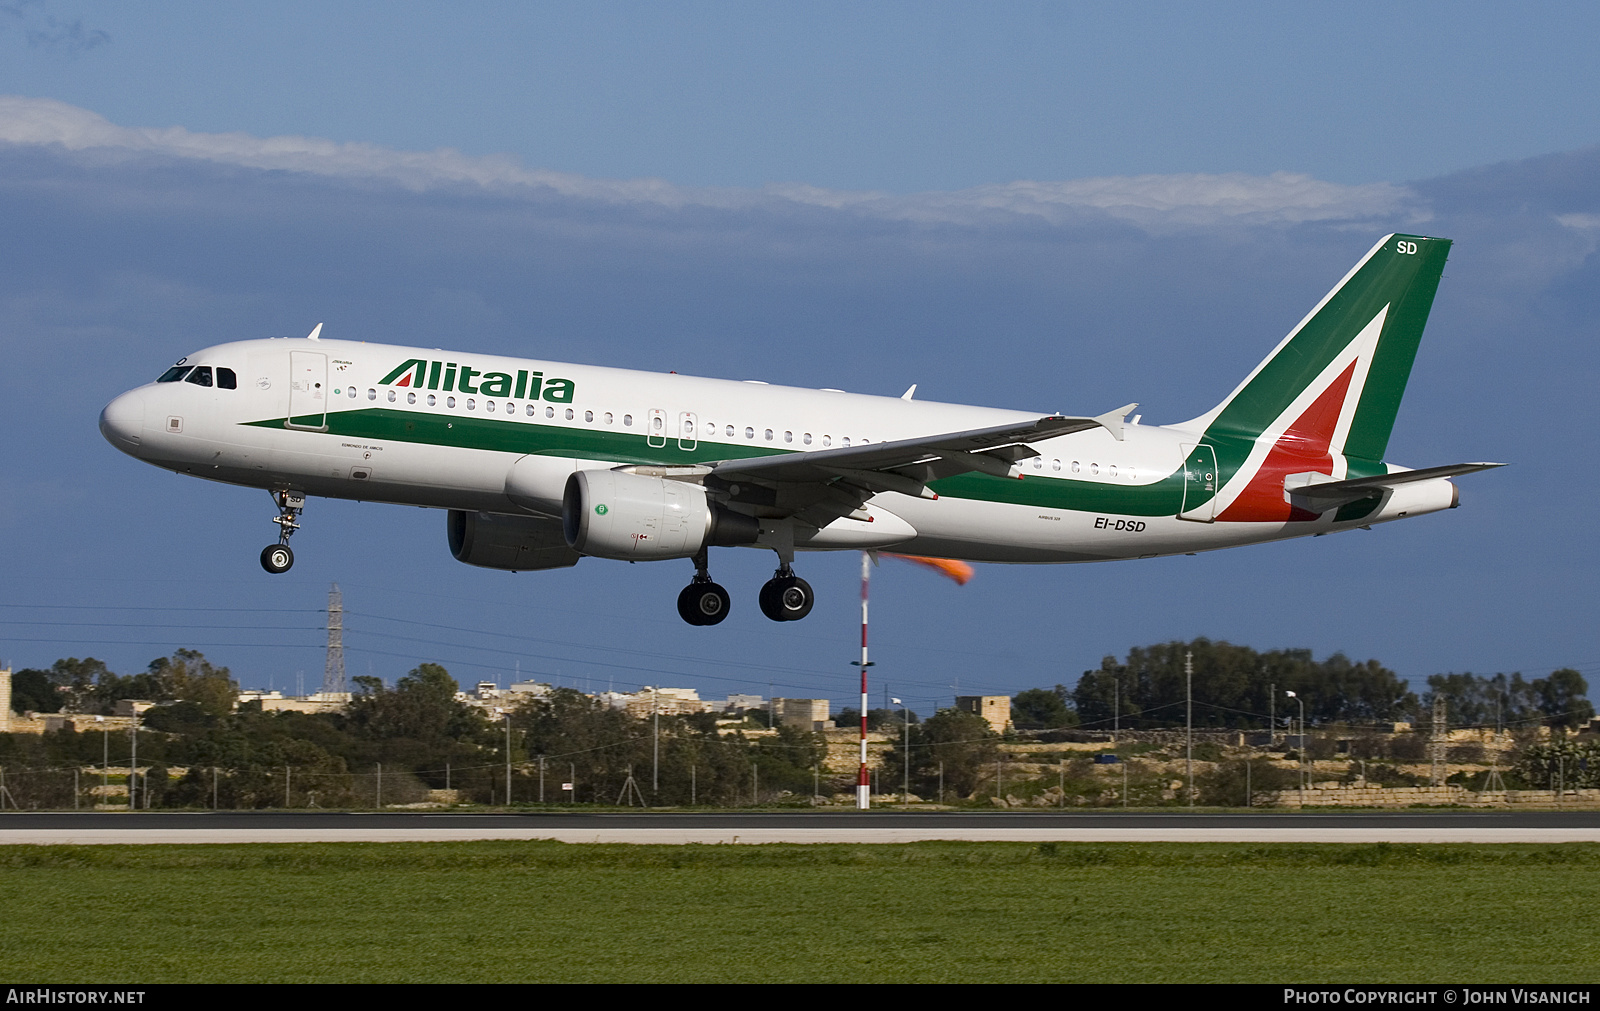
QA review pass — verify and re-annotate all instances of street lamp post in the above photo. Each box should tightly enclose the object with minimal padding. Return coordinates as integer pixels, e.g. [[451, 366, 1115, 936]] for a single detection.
[[497, 708, 512, 807], [128, 710, 139, 810], [893, 697, 908, 807], [95, 716, 107, 809], [1285, 691, 1306, 804]]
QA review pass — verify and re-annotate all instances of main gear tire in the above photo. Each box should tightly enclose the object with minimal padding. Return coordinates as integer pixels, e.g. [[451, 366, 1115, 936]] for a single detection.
[[758, 574, 814, 622], [678, 581, 731, 626]]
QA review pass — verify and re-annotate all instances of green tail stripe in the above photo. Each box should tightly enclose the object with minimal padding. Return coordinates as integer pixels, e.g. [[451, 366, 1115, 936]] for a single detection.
[[1342, 238, 1450, 463]]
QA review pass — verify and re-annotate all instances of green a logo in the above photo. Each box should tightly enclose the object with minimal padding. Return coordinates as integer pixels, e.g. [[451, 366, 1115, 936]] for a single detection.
[[595, 504, 608, 516]]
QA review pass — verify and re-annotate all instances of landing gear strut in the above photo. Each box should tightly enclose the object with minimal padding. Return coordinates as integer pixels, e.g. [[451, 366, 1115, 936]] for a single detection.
[[260, 490, 304, 574], [677, 549, 731, 626], [758, 566, 814, 622]]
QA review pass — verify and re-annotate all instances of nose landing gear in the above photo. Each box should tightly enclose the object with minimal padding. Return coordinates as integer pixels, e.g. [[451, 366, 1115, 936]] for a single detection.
[[260, 490, 304, 574]]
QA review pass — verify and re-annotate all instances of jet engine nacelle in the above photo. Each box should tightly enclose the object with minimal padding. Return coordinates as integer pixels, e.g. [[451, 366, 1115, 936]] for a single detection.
[[562, 469, 759, 560], [448, 509, 581, 571]]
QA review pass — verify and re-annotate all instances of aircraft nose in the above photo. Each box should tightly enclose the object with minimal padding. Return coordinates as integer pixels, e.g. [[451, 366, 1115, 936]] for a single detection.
[[99, 390, 146, 452]]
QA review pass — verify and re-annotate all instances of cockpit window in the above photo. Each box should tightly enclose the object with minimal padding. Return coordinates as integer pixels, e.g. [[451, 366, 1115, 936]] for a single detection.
[[157, 366, 192, 383], [184, 366, 214, 387], [217, 368, 237, 390]]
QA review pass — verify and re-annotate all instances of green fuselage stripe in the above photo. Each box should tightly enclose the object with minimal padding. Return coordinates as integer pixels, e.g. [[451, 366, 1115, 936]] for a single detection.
[[245, 408, 1189, 516]]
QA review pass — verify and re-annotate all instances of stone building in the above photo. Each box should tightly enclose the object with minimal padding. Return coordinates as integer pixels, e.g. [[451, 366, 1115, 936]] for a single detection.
[[957, 695, 1012, 734], [773, 698, 832, 730]]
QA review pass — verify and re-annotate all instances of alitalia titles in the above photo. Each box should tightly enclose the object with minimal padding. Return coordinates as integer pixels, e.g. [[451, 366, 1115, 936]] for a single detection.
[[379, 359, 575, 403]]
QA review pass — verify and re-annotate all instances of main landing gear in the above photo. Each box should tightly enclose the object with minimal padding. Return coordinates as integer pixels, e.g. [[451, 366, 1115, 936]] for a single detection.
[[758, 567, 814, 623], [677, 549, 732, 626], [674, 550, 814, 625], [260, 490, 304, 574]]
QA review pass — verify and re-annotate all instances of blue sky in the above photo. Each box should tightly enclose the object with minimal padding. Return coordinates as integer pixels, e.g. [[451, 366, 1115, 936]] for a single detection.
[[6, 1, 1600, 190], [1, 2, 1597, 718]]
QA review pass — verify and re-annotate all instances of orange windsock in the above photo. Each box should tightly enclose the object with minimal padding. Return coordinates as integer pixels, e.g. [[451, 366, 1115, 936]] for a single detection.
[[884, 553, 975, 586]]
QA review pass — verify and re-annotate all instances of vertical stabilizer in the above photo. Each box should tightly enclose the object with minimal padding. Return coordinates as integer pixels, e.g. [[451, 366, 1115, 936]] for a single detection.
[[1176, 234, 1451, 522]]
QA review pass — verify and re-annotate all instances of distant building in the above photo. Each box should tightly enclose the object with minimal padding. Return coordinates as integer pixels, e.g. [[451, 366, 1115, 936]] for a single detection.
[[722, 694, 765, 714], [0, 666, 11, 733], [259, 695, 346, 714], [957, 695, 1012, 734], [609, 686, 710, 719], [773, 698, 832, 731]]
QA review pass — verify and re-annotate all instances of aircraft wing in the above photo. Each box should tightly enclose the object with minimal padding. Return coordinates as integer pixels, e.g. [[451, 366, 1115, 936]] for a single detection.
[[1286, 462, 1506, 504], [710, 405, 1136, 500]]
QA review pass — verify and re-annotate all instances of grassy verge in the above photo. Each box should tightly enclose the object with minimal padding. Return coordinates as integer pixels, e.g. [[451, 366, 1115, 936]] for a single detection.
[[2, 841, 1596, 983]]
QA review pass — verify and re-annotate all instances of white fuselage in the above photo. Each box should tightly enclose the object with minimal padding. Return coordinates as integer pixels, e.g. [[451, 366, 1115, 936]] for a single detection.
[[99, 337, 1456, 565]]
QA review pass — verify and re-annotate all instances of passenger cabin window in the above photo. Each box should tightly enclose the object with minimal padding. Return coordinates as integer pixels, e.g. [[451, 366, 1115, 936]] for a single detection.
[[184, 366, 213, 387], [157, 366, 191, 383]]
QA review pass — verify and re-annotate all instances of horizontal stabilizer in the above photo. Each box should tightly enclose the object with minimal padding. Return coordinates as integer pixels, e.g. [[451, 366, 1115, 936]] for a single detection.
[[1286, 462, 1505, 502]]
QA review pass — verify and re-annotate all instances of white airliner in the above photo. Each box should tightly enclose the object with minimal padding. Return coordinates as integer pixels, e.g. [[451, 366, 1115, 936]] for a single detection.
[[100, 233, 1498, 625]]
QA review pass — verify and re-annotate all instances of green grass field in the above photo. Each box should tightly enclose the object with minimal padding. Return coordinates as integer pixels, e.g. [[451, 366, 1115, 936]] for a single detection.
[[2, 842, 1596, 983]]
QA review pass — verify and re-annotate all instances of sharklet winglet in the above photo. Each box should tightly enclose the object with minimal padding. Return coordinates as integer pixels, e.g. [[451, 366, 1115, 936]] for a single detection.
[[1094, 403, 1137, 442]]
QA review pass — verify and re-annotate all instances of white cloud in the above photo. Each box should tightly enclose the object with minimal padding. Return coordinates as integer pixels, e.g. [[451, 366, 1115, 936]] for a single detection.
[[1555, 212, 1600, 232], [0, 95, 1419, 229]]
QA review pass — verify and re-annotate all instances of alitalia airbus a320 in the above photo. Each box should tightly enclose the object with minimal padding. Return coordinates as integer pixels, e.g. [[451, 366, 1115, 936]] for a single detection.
[[100, 233, 1499, 626]]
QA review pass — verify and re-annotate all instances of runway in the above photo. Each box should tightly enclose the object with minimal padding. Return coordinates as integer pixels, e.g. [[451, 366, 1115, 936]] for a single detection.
[[4, 810, 1600, 845]]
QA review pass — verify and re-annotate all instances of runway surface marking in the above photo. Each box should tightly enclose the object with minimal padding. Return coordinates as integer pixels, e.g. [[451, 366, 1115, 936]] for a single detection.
[[5, 827, 1600, 845]]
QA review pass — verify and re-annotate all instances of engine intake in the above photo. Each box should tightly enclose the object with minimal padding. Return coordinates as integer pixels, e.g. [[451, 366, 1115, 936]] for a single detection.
[[563, 469, 759, 560]]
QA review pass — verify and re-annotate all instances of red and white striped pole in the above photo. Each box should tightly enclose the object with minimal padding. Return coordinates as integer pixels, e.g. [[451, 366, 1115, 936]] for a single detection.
[[854, 551, 874, 809]]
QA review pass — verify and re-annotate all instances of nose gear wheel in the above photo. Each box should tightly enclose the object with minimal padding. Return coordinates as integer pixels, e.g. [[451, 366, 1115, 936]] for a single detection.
[[260, 490, 304, 574]]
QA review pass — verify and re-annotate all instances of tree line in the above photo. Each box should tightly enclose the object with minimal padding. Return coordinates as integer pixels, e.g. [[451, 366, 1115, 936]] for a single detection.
[[1, 651, 842, 809], [1008, 638, 1593, 733]]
